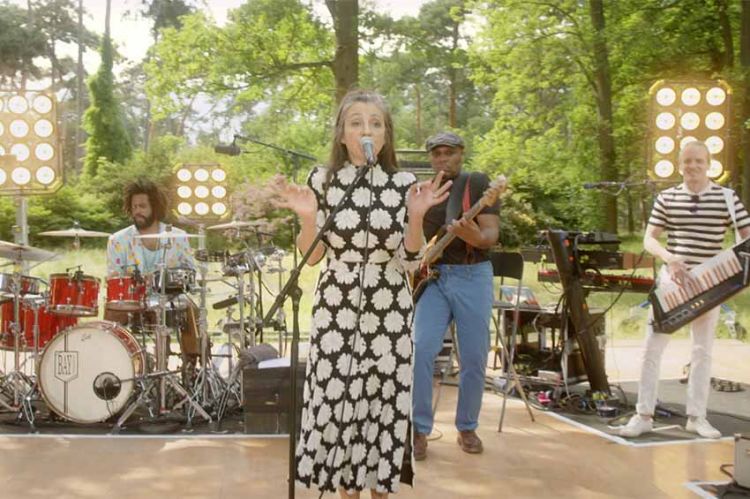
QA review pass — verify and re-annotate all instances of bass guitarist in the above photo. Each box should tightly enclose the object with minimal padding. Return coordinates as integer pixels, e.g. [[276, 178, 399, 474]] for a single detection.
[[412, 131, 501, 461]]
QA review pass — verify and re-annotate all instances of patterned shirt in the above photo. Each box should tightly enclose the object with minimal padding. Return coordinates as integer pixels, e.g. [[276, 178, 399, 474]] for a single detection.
[[648, 182, 750, 267], [106, 222, 195, 276]]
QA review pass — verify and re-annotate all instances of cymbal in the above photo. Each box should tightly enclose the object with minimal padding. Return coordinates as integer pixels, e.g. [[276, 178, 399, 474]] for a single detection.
[[0, 240, 58, 262], [206, 220, 265, 231], [39, 227, 111, 238], [135, 231, 205, 240]]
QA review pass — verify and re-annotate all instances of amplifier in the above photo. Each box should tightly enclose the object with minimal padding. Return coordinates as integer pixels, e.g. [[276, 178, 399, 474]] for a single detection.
[[736, 433, 750, 488], [243, 362, 305, 434]]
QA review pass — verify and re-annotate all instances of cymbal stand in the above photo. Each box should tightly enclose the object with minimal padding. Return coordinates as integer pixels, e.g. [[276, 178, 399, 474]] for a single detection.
[[114, 232, 211, 431], [268, 249, 289, 356], [216, 250, 259, 419], [185, 224, 225, 419]]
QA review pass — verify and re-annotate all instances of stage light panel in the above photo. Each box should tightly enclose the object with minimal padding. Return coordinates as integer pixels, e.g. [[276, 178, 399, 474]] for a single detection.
[[647, 79, 732, 183], [171, 163, 230, 222], [0, 89, 63, 194]]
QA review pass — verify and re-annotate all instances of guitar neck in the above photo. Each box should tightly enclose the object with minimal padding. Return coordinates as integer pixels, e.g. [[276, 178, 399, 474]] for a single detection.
[[423, 200, 486, 265]]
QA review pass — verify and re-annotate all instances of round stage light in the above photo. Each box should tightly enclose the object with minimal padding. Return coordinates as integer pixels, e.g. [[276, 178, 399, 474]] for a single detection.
[[11, 167, 31, 185], [654, 160, 675, 178], [680, 112, 700, 130], [708, 160, 723, 178], [706, 87, 726, 106], [656, 87, 676, 106], [35, 166, 55, 185], [211, 185, 227, 199], [10, 144, 30, 161], [0, 145, 4, 156], [35, 143, 54, 161], [681, 88, 701, 106], [9, 119, 29, 138], [194, 168, 209, 182], [0, 170, 5, 185], [194, 185, 209, 199], [211, 168, 226, 182], [32, 95, 53, 114], [655, 136, 675, 154], [34, 119, 54, 138], [0, 122, 4, 137], [177, 202, 193, 215], [8, 95, 28, 113], [211, 203, 227, 216], [705, 112, 725, 130], [656, 112, 675, 130], [705, 136, 724, 154], [176, 168, 192, 182], [177, 186, 192, 199], [195, 202, 209, 216]]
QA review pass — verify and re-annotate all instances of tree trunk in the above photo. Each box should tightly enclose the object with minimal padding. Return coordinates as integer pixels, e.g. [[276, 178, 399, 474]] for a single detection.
[[415, 85, 422, 142], [327, 0, 358, 104], [75, 0, 85, 172], [716, 0, 734, 69], [448, 19, 459, 128], [105, 0, 111, 36], [741, 1, 750, 205], [589, 0, 617, 233]]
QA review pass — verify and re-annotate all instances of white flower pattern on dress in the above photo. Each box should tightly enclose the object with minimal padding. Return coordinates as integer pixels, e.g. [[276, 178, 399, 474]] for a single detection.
[[296, 165, 418, 494]]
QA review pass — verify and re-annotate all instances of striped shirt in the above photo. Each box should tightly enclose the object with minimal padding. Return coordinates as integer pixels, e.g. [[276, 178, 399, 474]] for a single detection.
[[648, 183, 750, 267]]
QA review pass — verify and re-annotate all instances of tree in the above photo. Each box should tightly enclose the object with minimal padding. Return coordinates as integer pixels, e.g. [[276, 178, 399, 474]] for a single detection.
[[0, 2, 47, 86], [82, 0, 132, 177]]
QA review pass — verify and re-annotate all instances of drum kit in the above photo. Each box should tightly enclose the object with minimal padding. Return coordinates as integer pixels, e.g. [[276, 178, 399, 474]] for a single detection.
[[0, 220, 288, 432]]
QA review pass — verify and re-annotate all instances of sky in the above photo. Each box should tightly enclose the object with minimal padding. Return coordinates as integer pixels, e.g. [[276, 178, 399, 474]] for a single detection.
[[11, 0, 429, 73]]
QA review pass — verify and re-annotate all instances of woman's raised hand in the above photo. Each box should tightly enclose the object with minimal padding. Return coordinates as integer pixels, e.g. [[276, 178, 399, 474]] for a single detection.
[[407, 170, 452, 219], [269, 174, 318, 220]]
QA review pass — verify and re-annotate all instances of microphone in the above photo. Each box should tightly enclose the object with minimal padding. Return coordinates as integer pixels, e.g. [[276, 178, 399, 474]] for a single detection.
[[583, 181, 623, 189], [213, 295, 239, 310], [214, 142, 241, 156], [360, 137, 376, 166]]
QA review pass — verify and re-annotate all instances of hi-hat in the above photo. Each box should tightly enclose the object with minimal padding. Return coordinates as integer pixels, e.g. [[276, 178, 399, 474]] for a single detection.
[[206, 220, 265, 231], [0, 240, 58, 262], [135, 231, 205, 240], [39, 227, 111, 238]]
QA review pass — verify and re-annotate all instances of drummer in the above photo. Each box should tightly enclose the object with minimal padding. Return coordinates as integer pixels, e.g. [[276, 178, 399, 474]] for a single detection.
[[105, 178, 200, 364]]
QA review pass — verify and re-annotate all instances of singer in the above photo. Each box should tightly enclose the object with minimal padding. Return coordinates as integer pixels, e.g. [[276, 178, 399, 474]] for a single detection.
[[271, 89, 450, 498]]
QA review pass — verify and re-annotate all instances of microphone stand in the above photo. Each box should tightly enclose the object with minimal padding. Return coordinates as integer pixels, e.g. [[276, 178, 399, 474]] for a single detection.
[[263, 163, 372, 499]]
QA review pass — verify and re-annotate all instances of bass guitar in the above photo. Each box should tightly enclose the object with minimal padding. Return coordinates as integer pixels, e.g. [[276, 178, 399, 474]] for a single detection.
[[411, 175, 507, 303]]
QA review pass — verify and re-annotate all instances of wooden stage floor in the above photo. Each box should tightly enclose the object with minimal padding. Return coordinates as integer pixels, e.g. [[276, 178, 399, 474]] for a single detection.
[[0, 338, 747, 498]]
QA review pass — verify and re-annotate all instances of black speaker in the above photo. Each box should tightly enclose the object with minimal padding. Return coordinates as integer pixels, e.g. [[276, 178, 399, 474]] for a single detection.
[[242, 363, 305, 434]]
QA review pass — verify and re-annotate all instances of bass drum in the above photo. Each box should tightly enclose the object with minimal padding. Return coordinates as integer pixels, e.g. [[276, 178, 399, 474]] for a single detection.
[[37, 321, 145, 424]]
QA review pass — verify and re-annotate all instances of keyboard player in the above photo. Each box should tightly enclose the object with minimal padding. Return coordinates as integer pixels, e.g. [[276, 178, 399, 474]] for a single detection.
[[620, 141, 750, 439]]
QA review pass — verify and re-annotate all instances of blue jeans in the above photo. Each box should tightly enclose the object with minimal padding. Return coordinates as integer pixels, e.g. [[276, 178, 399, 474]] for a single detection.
[[412, 261, 493, 435]]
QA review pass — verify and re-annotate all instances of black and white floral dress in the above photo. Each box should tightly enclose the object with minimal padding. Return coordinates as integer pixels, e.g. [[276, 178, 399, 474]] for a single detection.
[[296, 163, 421, 494]]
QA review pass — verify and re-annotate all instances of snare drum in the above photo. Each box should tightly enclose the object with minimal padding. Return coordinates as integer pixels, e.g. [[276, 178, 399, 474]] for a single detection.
[[106, 274, 151, 311], [0, 297, 78, 350], [49, 273, 100, 317], [37, 321, 145, 424], [154, 267, 195, 294], [0, 273, 42, 297]]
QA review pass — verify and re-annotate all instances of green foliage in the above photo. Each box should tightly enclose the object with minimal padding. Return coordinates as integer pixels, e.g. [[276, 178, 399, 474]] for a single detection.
[[0, 1, 47, 83], [83, 34, 133, 177]]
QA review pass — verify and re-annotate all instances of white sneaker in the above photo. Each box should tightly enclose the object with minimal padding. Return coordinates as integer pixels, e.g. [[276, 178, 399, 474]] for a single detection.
[[685, 417, 721, 439], [619, 414, 653, 437]]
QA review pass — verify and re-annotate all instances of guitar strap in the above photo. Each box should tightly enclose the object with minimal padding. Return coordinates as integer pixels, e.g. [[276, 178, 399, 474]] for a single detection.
[[443, 171, 477, 264], [462, 174, 476, 264]]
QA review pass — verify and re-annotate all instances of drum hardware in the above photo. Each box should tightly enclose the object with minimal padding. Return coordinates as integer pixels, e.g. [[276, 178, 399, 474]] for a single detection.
[[38, 221, 111, 250], [111, 230, 212, 431]]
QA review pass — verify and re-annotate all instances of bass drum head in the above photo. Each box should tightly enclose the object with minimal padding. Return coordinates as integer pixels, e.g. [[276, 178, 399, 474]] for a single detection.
[[38, 321, 144, 424]]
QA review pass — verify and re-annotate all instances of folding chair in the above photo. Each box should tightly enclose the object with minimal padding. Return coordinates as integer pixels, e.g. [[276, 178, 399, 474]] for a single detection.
[[488, 251, 536, 432]]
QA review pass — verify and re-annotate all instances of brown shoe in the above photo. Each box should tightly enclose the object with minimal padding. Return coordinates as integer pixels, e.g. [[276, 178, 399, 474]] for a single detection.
[[414, 432, 428, 461], [457, 430, 483, 454]]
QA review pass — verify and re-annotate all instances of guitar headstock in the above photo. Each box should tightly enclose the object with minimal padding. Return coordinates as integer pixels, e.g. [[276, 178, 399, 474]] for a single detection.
[[482, 175, 507, 206]]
